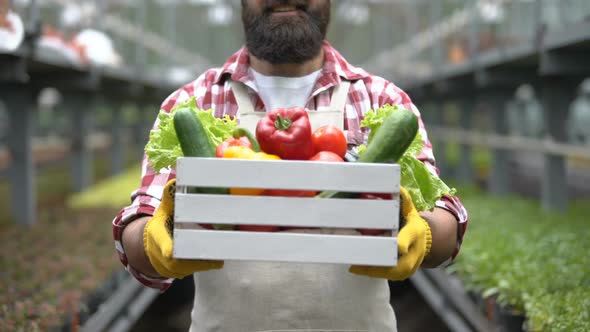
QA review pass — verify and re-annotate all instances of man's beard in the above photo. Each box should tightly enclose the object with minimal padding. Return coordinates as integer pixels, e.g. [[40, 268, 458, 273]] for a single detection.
[[242, 1, 330, 65]]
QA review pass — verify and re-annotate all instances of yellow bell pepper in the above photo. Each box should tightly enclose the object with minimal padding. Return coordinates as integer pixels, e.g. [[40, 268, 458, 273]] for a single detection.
[[222, 146, 280, 196]]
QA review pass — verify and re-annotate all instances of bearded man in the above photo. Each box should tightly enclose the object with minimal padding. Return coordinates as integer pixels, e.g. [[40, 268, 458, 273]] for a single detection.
[[113, 1, 468, 331]]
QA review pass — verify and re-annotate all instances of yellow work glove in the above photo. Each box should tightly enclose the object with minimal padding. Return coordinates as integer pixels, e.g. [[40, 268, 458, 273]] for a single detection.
[[144, 179, 224, 279], [349, 187, 432, 281]]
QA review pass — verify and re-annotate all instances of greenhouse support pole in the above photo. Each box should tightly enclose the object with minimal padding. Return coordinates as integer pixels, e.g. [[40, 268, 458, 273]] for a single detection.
[[3, 84, 36, 225], [110, 101, 124, 175], [166, 1, 177, 67], [430, 0, 443, 73], [458, 98, 475, 184], [27, 0, 40, 33], [486, 93, 511, 195], [540, 79, 571, 211], [468, 1, 480, 60], [68, 93, 94, 192], [433, 99, 450, 178], [135, 0, 147, 77]]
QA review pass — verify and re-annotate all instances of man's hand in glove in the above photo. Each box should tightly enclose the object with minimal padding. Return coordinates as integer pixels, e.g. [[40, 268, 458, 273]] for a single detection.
[[349, 187, 432, 281], [143, 179, 224, 279]]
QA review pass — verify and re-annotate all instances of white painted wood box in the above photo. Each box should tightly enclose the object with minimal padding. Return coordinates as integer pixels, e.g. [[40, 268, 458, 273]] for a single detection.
[[173, 157, 400, 266]]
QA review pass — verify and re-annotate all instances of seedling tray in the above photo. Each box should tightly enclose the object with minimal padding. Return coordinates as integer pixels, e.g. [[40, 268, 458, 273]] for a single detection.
[[173, 157, 399, 266]]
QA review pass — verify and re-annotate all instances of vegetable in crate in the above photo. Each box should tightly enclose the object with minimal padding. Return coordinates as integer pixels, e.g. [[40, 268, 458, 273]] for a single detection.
[[173, 107, 228, 196], [318, 105, 455, 212], [174, 107, 216, 158], [316, 105, 419, 200], [313, 104, 456, 235], [145, 97, 238, 172], [358, 104, 456, 212], [255, 107, 315, 160], [264, 150, 343, 198], [311, 125, 347, 158], [172, 107, 235, 230], [222, 141, 281, 197], [145, 101, 240, 230], [223, 127, 282, 232], [216, 136, 252, 158], [309, 151, 344, 162]]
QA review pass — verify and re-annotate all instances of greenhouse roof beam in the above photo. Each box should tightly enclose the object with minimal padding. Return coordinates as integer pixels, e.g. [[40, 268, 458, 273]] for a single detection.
[[363, 0, 501, 72], [45, 0, 211, 69]]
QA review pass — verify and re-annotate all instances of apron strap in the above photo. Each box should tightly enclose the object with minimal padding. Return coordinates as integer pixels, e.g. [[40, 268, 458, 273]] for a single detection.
[[329, 81, 351, 112], [229, 80, 256, 114]]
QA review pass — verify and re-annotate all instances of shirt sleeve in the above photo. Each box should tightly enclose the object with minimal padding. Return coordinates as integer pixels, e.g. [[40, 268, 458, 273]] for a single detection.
[[112, 87, 193, 291], [381, 82, 469, 261]]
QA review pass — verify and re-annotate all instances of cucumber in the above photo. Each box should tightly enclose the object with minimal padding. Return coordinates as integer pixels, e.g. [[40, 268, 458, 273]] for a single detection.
[[174, 107, 215, 158], [317, 108, 419, 199], [357, 109, 419, 164], [173, 107, 228, 195]]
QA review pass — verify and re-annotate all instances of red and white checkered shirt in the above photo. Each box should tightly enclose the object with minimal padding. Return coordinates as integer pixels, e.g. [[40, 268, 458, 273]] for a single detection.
[[112, 41, 469, 292]]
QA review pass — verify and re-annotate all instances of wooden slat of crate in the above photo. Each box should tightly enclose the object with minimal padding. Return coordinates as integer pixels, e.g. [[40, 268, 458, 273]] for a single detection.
[[175, 194, 399, 229], [176, 157, 400, 192], [174, 229, 397, 266]]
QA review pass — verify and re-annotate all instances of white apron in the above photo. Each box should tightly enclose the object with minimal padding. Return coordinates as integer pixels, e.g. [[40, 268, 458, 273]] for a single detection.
[[229, 79, 350, 133], [189, 80, 397, 332]]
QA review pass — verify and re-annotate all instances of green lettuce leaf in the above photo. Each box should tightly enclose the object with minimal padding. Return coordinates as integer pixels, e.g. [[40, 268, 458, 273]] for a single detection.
[[399, 148, 456, 211], [359, 104, 456, 211], [144, 97, 237, 173]]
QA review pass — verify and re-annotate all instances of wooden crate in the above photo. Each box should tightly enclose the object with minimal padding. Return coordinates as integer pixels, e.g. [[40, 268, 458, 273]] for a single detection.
[[173, 157, 400, 266]]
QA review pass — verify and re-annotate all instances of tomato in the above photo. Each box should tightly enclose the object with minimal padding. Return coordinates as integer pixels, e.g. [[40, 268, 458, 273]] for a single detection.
[[309, 151, 344, 162], [216, 136, 252, 158], [281, 226, 316, 231], [264, 189, 317, 197], [358, 229, 386, 236], [238, 225, 281, 232], [311, 125, 347, 158], [359, 193, 393, 200]]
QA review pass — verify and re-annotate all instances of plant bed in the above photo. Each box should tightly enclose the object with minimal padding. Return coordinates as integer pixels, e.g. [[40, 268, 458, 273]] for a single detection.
[[493, 301, 526, 332], [0, 150, 139, 225], [66, 164, 141, 210], [448, 185, 590, 332], [0, 206, 125, 331]]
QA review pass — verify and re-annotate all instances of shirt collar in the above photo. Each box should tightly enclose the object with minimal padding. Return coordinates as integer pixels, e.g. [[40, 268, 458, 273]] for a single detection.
[[213, 40, 370, 89]]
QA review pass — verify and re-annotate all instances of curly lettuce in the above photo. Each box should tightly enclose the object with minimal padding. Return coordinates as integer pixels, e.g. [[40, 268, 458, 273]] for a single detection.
[[144, 97, 237, 173], [359, 104, 456, 211]]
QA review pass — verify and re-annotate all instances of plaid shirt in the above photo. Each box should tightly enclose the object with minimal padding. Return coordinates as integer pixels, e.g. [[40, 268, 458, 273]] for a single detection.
[[112, 41, 469, 292]]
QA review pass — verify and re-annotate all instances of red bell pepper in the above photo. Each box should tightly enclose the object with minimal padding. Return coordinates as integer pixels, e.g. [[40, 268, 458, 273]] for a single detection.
[[255, 107, 314, 160]]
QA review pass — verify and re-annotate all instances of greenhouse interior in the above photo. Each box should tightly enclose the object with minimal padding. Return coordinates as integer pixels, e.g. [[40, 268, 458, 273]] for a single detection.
[[1, 0, 589, 331]]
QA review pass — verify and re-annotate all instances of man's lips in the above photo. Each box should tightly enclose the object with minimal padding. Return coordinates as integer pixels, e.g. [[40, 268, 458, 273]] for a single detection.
[[272, 5, 297, 12], [267, 3, 307, 15]]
